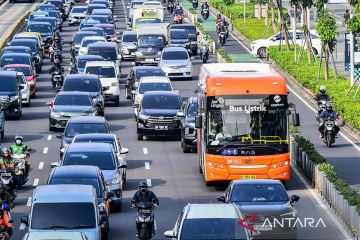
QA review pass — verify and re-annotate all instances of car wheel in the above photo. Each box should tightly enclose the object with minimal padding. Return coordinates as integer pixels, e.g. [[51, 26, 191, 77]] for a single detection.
[[137, 132, 143, 140], [125, 88, 131, 99], [257, 47, 267, 58], [114, 97, 120, 107], [182, 140, 191, 153], [312, 47, 318, 56], [49, 124, 55, 132], [1, 130, 4, 140]]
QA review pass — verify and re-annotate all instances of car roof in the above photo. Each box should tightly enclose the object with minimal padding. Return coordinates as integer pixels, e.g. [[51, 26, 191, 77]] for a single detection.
[[27, 21, 52, 26], [231, 179, 282, 185], [1, 53, 31, 57], [0, 71, 17, 77], [3, 46, 31, 50], [140, 76, 170, 83], [33, 185, 96, 203], [82, 35, 105, 40], [185, 204, 238, 219], [81, 27, 103, 31], [170, 29, 186, 33], [170, 24, 196, 28], [74, 133, 116, 140], [75, 31, 98, 36], [65, 74, 99, 80], [85, 61, 115, 66], [88, 42, 117, 48], [11, 38, 37, 43], [56, 91, 91, 96], [77, 54, 104, 60], [51, 165, 100, 178], [3, 64, 32, 68], [94, 24, 115, 28], [69, 116, 106, 123], [32, 16, 57, 20], [66, 142, 113, 152], [163, 47, 188, 52], [143, 90, 179, 97], [134, 66, 163, 71], [73, 5, 87, 8], [92, 9, 112, 13]]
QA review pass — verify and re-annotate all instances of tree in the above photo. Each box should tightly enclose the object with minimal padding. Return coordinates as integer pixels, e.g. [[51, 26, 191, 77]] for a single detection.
[[315, 9, 338, 80], [269, 0, 277, 31], [224, 0, 234, 5], [265, 0, 269, 25], [275, 0, 291, 49]]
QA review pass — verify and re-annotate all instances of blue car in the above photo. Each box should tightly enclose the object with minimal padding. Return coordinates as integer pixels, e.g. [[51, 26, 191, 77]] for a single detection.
[[79, 19, 101, 30]]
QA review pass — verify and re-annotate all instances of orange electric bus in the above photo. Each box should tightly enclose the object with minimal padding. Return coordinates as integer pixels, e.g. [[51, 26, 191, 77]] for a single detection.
[[195, 63, 297, 185]]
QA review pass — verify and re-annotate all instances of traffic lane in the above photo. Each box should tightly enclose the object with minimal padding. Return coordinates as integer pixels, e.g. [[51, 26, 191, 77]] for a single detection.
[[288, 90, 360, 187]]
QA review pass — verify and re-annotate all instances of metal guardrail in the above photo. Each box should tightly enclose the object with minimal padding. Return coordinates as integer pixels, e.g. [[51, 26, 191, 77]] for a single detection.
[[291, 137, 360, 238]]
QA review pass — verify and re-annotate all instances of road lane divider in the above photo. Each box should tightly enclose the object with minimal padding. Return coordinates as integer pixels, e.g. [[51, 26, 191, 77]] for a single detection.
[[38, 162, 44, 169], [19, 223, 25, 230], [26, 197, 32, 207], [145, 162, 150, 170], [42, 147, 48, 154], [146, 179, 152, 187], [143, 148, 148, 155], [47, 135, 52, 141], [33, 178, 39, 186]]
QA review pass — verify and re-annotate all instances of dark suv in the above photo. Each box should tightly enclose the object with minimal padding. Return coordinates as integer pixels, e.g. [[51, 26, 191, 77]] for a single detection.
[[181, 97, 198, 153], [170, 24, 198, 55], [136, 91, 184, 140], [0, 71, 23, 119]]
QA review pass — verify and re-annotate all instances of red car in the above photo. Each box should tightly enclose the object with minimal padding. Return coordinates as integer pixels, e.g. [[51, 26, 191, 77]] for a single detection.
[[3, 64, 38, 97], [94, 24, 118, 42]]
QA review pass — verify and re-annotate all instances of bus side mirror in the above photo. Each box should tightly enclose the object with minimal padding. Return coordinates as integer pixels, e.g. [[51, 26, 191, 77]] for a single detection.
[[291, 113, 300, 126], [195, 115, 202, 129]]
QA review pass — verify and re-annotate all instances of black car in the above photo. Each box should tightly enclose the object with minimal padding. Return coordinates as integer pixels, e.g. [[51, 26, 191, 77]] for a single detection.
[[170, 24, 199, 55], [48, 91, 97, 131], [136, 91, 184, 140], [70, 31, 100, 59], [169, 29, 191, 51], [217, 179, 300, 240], [70, 54, 104, 74], [8, 39, 42, 72], [47, 165, 111, 235], [181, 97, 197, 153], [62, 74, 106, 116], [57, 116, 110, 156], [31, 17, 60, 32], [0, 71, 23, 119], [125, 66, 165, 100], [1, 46, 32, 56], [26, 22, 54, 46]]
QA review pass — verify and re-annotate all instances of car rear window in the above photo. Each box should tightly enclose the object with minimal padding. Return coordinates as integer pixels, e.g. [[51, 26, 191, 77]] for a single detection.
[[142, 94, 181, 110], [0, 56, 31, 67], [65, 123, 108, 137], [50, 177, 102, 198], [3, 67, 31, 76], [54, 95, 92, 106], [85, 66, 115, 78], [63, 151, 116, 170], [135, 68, 164, 80], [123, 33, 137, 42], [72, 7, 87, 13], [87, 48, 117, 61], [27, 24, 52, 33], [63, 78, 100, 92], [0, 75, 16, 92], [139, 82, 172, 94]]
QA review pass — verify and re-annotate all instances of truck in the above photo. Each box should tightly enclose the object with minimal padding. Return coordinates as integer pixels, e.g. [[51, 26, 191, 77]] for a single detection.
[[135, 23, 169, 66], [131, 5, 164, 31], [195, 63, 300, 185]]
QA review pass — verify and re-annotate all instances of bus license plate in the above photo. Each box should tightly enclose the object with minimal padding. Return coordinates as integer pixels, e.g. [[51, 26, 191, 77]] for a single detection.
[[240, 175, 256, 179], [155, 126, 168, 130]]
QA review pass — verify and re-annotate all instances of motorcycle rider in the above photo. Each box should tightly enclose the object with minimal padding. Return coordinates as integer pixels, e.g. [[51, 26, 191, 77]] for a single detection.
[[0, 184, 13, 210], [131, 181, 159, 237], [318, 102, 340, 138], [10, 136, 30, 177], [199, 35, 210, 57], [49, 59, 64, 89], [215, 13, 222, 24], [315, 86, 331, 102], [201, 1, 209, 13], [0, 149, 17, 196], [0, 204, 12, 240], [174, 3, 184, 15]]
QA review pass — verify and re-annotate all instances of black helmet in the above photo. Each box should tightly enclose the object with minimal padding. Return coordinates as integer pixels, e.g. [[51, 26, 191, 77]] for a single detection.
[[326, 102, 333, 111], [54, 59, 60, 65], [139, 181, 148, 193]]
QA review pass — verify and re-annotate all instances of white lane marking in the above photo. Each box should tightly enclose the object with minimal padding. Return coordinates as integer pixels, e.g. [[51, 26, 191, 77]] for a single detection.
[[33, 178, 39, 186], [143, 148, 148, 154], [19, 223, 25, 230], [146, 178, 152, 187], [154, 220, 157, 230], [145, 162, 150, 170], [47, 135, 52, 141], [43, 147, 48, 154], [38, 162, 44, 169], [291, 163, 353, 240], [26, 197, 32, 206]]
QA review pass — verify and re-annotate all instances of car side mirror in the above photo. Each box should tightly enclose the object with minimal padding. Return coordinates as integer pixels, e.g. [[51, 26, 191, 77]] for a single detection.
[[195, 115, 202, 128], [55, 134, 62, 139], [217, 195, 226, 203], [21, 216, 29, 226], [50, 162, 60, 168], [290, 195, 300, 203], [272, 37, 277, 41], [291, 112, 300, 126], [164, 230, 176, 238], [176, 111, 185, 118], [120, 148, 129, 154]]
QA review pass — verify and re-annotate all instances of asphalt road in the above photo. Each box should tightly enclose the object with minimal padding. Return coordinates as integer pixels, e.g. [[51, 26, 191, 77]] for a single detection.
[[0, 0, 355, 239]]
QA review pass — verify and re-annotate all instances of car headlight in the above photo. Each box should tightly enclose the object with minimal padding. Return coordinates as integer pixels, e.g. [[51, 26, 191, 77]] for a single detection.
[[106, 177, 120, 185], [157, 51, 161, 55], [186, 61, 192, 68], [51, 111, 61, 118], [136, 51, 143, 56], [9, 96, 18, 102], [138, 113, 149, 120]]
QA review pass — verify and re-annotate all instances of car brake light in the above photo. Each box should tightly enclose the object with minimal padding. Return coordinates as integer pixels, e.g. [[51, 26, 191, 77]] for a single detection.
[[51, 100, 54, 109]]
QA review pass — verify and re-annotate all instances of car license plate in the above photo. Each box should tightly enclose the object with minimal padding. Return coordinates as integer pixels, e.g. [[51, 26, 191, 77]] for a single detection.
[[1, 173, 11, 177], [155, 126, 168, 130], [240, 175, 256, 179], [145, 59, 154, 62], [254, 224, 272, 231]]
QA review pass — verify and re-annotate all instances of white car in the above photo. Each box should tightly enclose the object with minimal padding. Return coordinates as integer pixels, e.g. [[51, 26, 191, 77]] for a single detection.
[[250, 30, 322, 58], [84, 61, 121, 106], [18, 72, 31, 107], [79, 36, 106, 55], [159, 47, 193, 80], [68, 6, 88, 25], [133, 76, 173, 116]]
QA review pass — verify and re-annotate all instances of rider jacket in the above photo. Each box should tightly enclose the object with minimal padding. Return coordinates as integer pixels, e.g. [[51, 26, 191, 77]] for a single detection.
[[0, 210, 12, 229], [131, 191, 159, 206], [315, 93, 331, 102], [201, 3, 209, 10], [320, 110, 338, 120], [10, 144, 28, 155], [174, 8, 183, 15], [49, 65, 64, 75], [0, 158, 14, 169]]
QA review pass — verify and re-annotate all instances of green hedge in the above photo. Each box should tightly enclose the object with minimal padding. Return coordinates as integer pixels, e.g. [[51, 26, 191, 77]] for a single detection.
[[188, 7, 196, 15], [269, 46, 360, 130], [209, 0, 255, 18], [233, 18, 278, 41], [217, 48, 233, 62]]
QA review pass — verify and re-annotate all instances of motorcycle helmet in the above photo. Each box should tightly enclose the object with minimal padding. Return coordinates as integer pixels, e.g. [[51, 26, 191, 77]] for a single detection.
[[139, 181, 148, 193], [1, 148, 11, 159], [54, 59, 60, 66], [319, 86, 326, 94], [326, 102, 333, 111], [15, 135, 23, 146]]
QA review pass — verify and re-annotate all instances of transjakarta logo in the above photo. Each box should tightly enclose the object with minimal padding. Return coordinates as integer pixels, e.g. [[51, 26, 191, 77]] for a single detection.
[[229, 105, 266, 113], [237, 214, 326, 234], [210, 97, 225, 108], [273, 95, 281, 103]]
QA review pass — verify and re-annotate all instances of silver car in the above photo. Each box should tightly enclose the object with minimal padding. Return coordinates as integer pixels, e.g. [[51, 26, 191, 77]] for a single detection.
[[68, 6, 88, 25], [159, 47, 193, 80], [120, 31, 137, 59]]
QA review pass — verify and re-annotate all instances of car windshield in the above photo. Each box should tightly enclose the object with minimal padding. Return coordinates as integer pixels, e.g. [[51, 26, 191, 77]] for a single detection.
[[28, 24, 52, 33], [31, 203, 96, 229], [103, 27, 115, 35], [65, 123, 107, 137], [78, 58, 103, 69], [0, 56, 31, 67], [3, 49, 31, 55], [63, 151, 116, 170], [138, 35, 163, 47], [10, 42, 37, 53], [82, 38, 105, 47], [74, 138, 117, 152], [29, 14, 48, 21], [50, 177, 102, 198], [48, 11, 60, 18], [183, 26, 196, 35], [142, 95, 181, 109], [136, 18, 161, 25], [187, 101, 197, 118], [37, 5, 56, 11], [35, 19, 56, 28], [131, 1, 144, 7], [54, 95, 92, 106], [72, 7, 87, 13], [87, 48, 117, 61], [135, 68, 164, 80], [123, 34, 137, 42], [231, 184, 288, 202], [0, 76, 16, 92], [64, 79, 100, 92], [162, 51, 188, 60], [90, 16, 109, 24], [3, 67, 31, 76], [86, 66, 115, 78], [139, 82, 172, 94], [180, 218, 246, 240], [171, 31, 187, 39], [74, 33, 99, 45]]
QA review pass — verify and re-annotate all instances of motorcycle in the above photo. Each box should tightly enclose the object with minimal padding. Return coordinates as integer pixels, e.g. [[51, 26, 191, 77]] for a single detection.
[[174, 14, 183, 24], [322, 118, 337, 148], [201, 8, 209, 20], [219, 31, 226, 45], [192, 0, 198, 9], [0, 169, 15, 197], [12, 154, 28, 187], [200, 44, 209, 63], [50, 45, 63, 63], [167, 2, 174, 14], [51, 71, 63, 91], [134, 202, 156, 240]]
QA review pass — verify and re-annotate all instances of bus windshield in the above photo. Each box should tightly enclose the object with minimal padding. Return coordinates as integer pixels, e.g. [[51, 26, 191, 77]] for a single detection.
[[206, 96, 288, 146]]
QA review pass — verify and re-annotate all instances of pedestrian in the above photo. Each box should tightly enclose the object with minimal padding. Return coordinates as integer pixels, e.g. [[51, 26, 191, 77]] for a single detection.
[[343, 9, 350, 26]]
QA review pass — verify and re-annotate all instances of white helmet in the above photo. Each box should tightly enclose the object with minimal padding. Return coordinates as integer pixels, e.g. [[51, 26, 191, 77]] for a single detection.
[[319, 86, 326, 94]]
